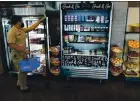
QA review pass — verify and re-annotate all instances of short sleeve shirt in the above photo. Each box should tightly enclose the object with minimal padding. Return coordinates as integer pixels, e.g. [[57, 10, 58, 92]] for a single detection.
[[7, 26, 26, 57]]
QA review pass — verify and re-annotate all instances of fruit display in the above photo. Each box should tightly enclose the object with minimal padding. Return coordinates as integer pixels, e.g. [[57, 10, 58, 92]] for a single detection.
[[124, 70, 138, 76], [50, 67, 60, 76], [110, 57, 123, 66], [123, 38, 140, 78], [111, 47, 123, 53], [111, 47, 123, 57], [128, 51, 139, 57], [128, 40, 139, 49], [127, 51, 139, 62], [110, 45, 123, 76], [125, 62, 138, 69], [50, 45, 60, 76], [50, 46, 60, 56], [128, 23, 140, 32], [110, 66, 122, 76]]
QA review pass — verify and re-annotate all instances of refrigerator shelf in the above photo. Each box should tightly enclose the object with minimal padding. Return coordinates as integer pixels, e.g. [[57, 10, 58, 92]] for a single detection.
[[30, 43, 44, 45], [29, 32, 44, 34], [63, 54, 106, 57], [63, 31, 108, 33], [61, 66, 107, 70], [65, 42, 107, 44], [63, 21, 109, 24]]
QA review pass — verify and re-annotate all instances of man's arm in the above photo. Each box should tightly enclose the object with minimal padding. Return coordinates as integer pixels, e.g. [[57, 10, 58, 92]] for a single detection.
[[8, 44, 29, 54], [22, 17, 45, 33]]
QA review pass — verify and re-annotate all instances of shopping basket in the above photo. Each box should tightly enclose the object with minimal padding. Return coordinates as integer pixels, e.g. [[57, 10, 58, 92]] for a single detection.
[[18, 57, 40, 72]]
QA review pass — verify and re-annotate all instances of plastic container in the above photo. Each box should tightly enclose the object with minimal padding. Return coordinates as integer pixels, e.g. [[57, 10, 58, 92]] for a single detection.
[[18, 57, 40, 72]]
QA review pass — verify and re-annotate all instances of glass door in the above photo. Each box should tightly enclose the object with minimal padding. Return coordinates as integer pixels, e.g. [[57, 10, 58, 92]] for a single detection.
[[2, 18, 11, 70], [24, 17, 47, 75]]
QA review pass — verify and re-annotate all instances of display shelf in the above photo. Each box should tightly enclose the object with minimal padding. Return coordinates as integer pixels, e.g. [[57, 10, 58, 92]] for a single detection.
[[63, 21, 109, 24], [30, 43, 44, 45], [122, 33, 140, 80], [65, 42, 107, 44], [125, 32, 140, 34], [29, 33, 44, 34], [63, 31, 108, 33], [123, 72, 139, 78], [64, 53, 106, 57]]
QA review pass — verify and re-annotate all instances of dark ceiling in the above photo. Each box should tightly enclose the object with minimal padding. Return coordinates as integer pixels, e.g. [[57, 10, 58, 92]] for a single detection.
[[0, 1, 28, 5]]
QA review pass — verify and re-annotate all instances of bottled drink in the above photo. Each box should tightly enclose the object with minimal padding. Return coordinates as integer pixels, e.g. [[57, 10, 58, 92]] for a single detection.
[[96, 16, 100, 23], [101, 16, 105, 23]]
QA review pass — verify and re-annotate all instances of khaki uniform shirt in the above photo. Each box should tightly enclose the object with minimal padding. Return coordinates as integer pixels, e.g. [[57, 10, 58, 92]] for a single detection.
[[7, 26, 26, 59]]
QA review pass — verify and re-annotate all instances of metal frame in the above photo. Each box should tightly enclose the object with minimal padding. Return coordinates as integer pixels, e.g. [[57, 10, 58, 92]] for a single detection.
[[44, 5, 51, 73], [2, 18, 11, 70], [106, 3, 113, 79]]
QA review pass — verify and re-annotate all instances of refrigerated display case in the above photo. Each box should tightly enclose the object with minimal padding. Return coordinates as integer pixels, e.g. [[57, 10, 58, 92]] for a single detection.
[[1, 6, 50, 76], [2, 16, 48, 76], [60, 2, 113, 80]]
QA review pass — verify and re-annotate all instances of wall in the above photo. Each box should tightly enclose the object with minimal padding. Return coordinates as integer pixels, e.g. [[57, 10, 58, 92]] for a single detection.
[[111, 2, 128, 48], [127, 7, 139, 25]]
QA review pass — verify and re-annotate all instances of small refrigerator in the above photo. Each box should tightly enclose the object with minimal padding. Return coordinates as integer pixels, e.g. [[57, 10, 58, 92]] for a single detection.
[[60, 2, 113, 80]]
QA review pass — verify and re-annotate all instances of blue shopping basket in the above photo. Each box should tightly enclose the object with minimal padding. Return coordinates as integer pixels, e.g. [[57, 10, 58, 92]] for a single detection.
[[18, 57, 40, 72]]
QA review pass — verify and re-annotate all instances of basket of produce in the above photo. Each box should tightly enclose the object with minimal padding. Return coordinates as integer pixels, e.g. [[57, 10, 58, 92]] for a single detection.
[[110, 57, 123, 66], [110, 66, 122, 76], [50, 57, 60, 66], [50, 47, 60, 56], [128, 23, 140, 32], [50, 67, 60, 76], [111, 47, 123, 57], [127, 51, 139, 62], [125, 62, 138, 70], [128, 40, 139, 52]]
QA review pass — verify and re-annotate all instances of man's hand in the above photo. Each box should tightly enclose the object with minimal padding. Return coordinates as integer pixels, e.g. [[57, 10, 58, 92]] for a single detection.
[[24, 50, 30, 54], [22, 54, 28, 59], [22, 50, 30, 59], [39, 17, 46, 22]]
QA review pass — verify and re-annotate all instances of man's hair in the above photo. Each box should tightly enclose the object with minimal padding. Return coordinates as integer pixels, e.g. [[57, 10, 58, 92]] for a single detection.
[[10, 15, 22, 25]]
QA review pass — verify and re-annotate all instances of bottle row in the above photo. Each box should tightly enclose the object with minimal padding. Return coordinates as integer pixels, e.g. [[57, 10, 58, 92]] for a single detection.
[[64, 24, 109, 32], [64, 15, 109, 23], [63, 46, 106, 56], [64, 35, 107, 43], [29, 28, 44, 34], [29, 38, 44, 44]]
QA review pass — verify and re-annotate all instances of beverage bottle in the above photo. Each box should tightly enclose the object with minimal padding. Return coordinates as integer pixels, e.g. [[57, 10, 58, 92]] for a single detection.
[[96, 16, 100, 23], [101, 16, 105, 23]]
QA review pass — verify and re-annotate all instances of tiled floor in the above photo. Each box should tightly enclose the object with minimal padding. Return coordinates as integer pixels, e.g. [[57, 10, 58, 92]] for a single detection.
[[0, 74, 140, 101]]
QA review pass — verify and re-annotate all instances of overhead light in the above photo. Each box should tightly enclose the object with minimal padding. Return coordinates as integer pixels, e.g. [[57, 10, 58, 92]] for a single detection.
[[26, 6, 32, 8]]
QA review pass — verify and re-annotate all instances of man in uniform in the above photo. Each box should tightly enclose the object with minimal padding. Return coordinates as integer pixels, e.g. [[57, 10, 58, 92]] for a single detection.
[[7, 15, 45, 91]]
